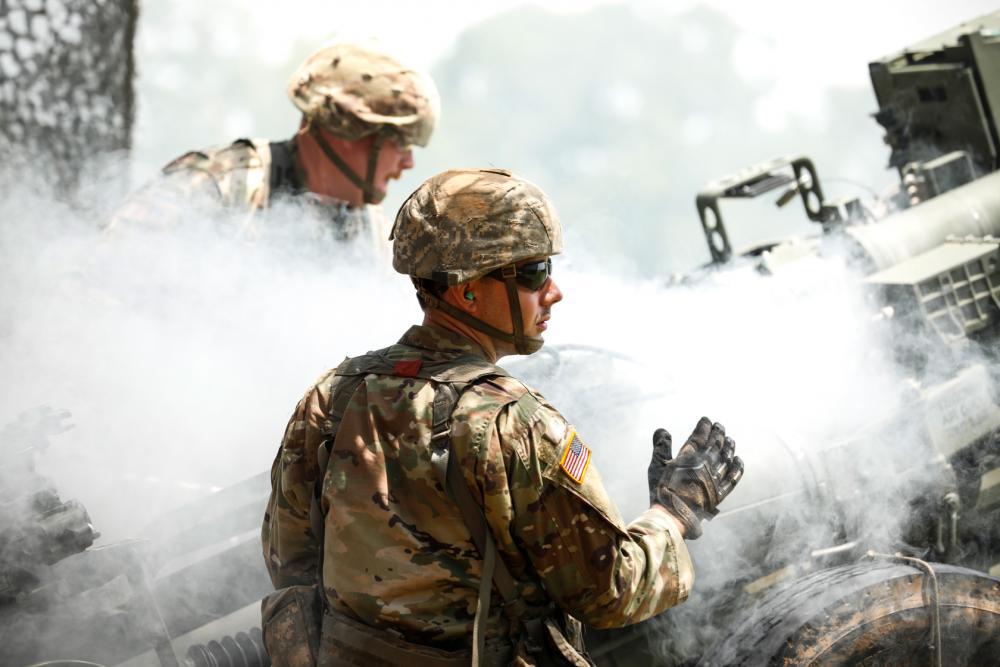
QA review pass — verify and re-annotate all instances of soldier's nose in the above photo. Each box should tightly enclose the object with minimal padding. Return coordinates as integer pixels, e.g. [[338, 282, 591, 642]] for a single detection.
[[400, 149, 415, 171], [543, 278, 563, 305]]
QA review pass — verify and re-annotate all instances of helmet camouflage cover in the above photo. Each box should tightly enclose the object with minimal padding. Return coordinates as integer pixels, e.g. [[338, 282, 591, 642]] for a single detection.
[[391, 168, 564, 285], [288, 41, 439, 147]]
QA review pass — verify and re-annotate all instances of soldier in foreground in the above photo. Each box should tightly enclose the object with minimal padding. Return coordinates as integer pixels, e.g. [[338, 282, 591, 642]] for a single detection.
[[261, 168, 744, 665], [107, 41, 438, 247]]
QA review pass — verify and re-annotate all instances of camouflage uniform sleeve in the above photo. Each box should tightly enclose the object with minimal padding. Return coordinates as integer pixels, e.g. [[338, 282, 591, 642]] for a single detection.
[[480, 391, 694, 629], [262, 371, 335, 588], [104, 165, 222, 232]]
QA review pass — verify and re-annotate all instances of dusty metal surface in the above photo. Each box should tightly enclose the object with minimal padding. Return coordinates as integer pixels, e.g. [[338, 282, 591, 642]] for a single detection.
[[701, 561, 1000, 666]]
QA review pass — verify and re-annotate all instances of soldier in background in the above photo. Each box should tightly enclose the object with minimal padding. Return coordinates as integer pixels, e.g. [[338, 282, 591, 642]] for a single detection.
[[261, 168, 744, 665], [106, 41, 438, 249]]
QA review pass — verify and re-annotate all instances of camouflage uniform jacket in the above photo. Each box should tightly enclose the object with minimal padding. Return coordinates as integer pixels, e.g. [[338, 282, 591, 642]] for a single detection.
[[262, 325, 693, 648], [106, 138, 387, 247]]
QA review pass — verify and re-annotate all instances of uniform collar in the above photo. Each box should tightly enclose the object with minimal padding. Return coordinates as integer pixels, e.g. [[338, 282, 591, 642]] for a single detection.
[[399, 325, 489, 359]]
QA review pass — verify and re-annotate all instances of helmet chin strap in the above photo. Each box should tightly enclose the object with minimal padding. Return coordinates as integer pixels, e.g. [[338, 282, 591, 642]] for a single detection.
[[308, 124, 387, 204], [417, 273, 543, 355], [497, 266, 543, 355]]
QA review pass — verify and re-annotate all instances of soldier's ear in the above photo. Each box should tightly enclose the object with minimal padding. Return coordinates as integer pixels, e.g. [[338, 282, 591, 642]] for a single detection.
[[443, 284, 477, 313], [461, 278, 489, 313]]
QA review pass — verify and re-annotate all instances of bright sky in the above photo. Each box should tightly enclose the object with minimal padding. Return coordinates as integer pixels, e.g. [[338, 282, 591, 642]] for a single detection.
[[232, 0, 998, 85], [132, 0, 999, 173]]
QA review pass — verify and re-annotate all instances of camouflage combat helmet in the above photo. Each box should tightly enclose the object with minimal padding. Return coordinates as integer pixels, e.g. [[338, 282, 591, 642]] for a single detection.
[[391, 168, 563, 354], [288, 41, 438, 147], [287, 41, 439, 204]]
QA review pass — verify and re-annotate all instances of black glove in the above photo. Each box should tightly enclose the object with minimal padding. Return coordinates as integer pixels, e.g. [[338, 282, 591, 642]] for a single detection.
[[648, 417, 744, 539], [647, 427, 673, 506]]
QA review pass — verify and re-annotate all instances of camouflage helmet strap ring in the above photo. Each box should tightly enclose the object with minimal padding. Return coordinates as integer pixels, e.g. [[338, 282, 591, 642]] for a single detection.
[[308, 124, 379, 204]]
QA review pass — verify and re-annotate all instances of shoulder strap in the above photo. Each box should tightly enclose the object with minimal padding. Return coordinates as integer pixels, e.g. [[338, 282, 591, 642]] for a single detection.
[[429, 381, 526, 666], [429, 387, 519, 602], [308, 369, 368, 580], [268, 138, 305, 196]]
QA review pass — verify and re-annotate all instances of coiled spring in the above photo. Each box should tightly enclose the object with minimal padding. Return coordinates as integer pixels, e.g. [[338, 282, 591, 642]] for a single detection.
[[185, 628, 269, 667]]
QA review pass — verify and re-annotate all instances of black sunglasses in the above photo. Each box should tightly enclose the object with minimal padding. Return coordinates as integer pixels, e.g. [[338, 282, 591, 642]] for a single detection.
[[487, 258, 553, 291]]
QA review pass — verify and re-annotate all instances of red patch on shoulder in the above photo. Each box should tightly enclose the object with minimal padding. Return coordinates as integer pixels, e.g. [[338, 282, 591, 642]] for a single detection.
[[393, 359, 423, 377]]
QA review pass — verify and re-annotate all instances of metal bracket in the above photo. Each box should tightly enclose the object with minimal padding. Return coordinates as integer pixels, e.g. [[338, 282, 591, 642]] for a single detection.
[[695, 156, 827, 264], [866, 551, 943, 667]]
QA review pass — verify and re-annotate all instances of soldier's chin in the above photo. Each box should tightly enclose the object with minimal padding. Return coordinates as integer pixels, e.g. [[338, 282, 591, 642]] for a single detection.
[[522, 336, 545, 355]]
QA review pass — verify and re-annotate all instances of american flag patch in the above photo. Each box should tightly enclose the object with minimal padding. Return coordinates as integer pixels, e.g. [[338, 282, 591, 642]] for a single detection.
[[559, 429, 591, 484]]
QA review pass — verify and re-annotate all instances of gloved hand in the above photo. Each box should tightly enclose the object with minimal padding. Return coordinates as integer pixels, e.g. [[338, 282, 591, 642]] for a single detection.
[[647, 427, 673, 506], [648, 417, 744, 539]]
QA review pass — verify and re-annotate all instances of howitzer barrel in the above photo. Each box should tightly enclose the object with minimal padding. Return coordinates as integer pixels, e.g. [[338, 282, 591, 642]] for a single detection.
[[846, 170, 1000, 271]]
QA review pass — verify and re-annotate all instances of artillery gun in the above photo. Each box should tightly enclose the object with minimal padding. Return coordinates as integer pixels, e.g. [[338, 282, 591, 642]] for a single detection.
[[0, 407, 180, 667], [558, 11, 1000, 666], [0, 405, 273, 666]]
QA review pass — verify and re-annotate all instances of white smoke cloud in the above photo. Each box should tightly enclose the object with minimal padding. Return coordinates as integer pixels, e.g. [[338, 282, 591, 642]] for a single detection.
[[508, 214, 999, 661], [519, 249, 902, 514], [0, 173, 416, 542], [2, 164, 994, 662]]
